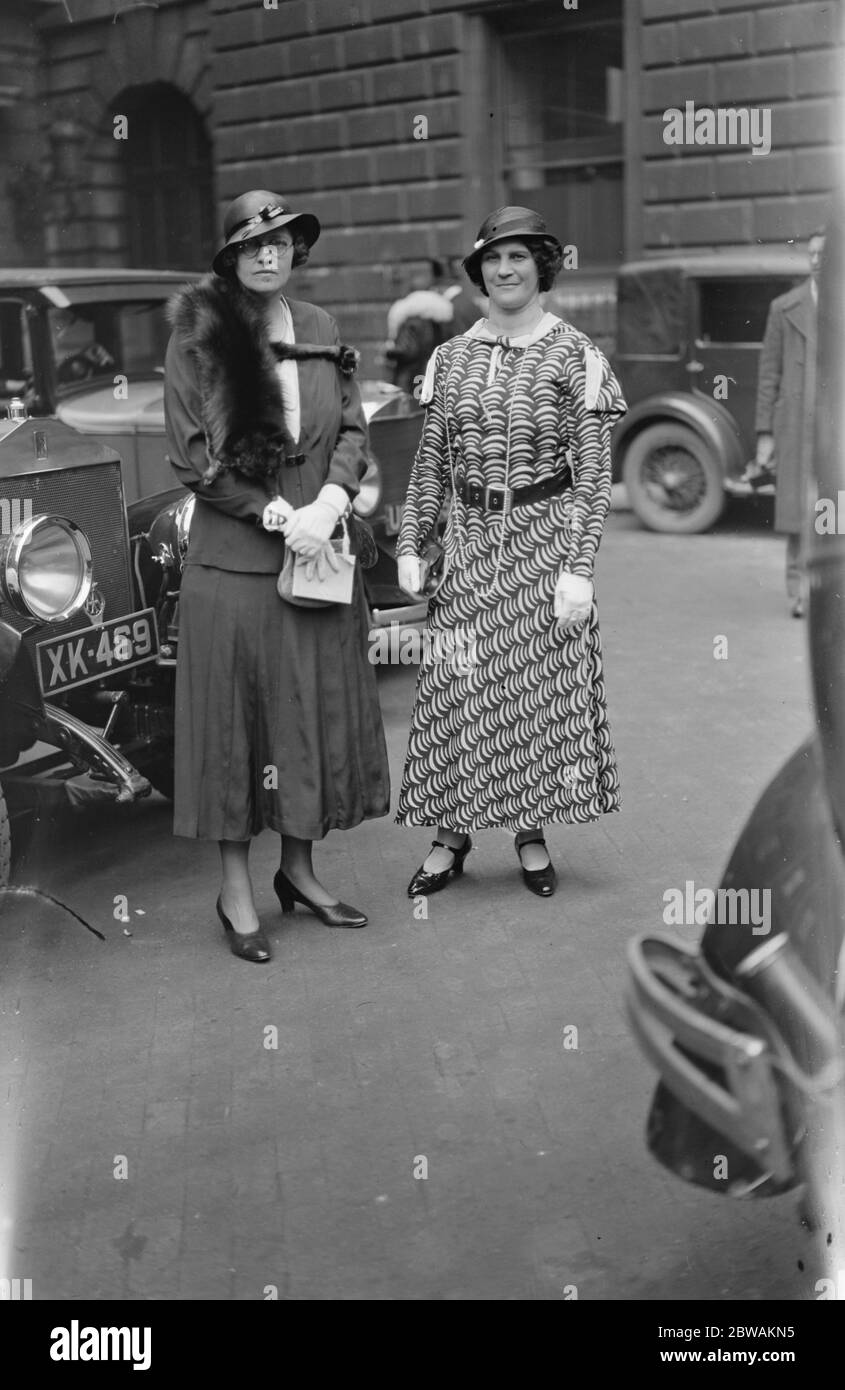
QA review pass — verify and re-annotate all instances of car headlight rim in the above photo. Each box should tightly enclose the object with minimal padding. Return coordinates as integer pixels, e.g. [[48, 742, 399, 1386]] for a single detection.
[[175, 494, 195, 566], [0, 514, 93, 623]]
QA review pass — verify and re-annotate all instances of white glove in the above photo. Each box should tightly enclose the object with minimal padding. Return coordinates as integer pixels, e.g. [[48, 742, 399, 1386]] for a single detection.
[[397, 555, 425, 597], [283, 484, 349, 558], [262, 496, 295, 531], [554, 571, 593, 630]]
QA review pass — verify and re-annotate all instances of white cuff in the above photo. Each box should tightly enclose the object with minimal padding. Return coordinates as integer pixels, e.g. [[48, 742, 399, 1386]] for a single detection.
[[317, 483, 350, 519]]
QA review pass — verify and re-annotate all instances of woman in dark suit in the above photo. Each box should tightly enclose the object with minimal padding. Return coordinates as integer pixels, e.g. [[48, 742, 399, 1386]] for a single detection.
[[164, 190, 390, 962]]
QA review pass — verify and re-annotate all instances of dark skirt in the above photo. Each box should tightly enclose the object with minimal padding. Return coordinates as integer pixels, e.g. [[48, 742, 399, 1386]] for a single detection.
[[173, 563, 391, 841]]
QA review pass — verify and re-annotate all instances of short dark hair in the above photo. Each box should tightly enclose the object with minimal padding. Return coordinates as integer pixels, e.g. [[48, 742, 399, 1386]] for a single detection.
[[467, 236, 563, 294], [217, 230, 311, 278]]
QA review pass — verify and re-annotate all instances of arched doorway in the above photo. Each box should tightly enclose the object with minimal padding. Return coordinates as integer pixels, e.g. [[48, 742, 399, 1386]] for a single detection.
[[114, 83, 213, 270]]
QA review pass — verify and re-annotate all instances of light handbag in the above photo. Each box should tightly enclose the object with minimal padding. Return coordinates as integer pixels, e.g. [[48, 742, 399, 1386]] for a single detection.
[[277, 515, 356, 608]]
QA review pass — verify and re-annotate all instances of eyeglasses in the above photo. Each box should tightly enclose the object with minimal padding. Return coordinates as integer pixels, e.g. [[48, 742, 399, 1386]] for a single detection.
[[238, 235, 293, 259]]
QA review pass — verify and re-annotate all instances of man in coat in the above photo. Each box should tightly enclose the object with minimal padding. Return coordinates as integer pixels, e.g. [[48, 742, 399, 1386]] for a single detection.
[[753, 229, 825, 617]]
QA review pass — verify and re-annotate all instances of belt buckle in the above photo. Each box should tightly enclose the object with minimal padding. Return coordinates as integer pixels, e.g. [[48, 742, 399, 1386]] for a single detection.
[[484, 484, 513, 512], [285, 452, 306, 468]]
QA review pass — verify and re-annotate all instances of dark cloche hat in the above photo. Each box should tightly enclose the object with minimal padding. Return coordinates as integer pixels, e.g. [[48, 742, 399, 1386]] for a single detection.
[[212, 190, 321, 275], [462, 206, 563, 280]]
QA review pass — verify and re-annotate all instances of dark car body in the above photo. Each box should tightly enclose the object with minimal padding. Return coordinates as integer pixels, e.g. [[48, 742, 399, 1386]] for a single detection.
[[625, 205, 845, 1243], [612, 249, 810, 532], [0, 414, 171, 886]]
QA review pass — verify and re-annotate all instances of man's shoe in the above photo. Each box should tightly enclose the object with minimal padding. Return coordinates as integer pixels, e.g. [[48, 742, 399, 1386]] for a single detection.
[[791, 596, 806, 618], [407, 835, 472, 897]]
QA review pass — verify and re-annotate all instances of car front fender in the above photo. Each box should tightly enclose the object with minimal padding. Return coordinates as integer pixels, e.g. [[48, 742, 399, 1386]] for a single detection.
[[0, 620, 44, 764], [612, 392, 746, 483]]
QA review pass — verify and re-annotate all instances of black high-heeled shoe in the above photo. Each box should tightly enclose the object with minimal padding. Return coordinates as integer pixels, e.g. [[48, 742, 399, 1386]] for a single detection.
[[216, 897, 272, 963], [407, 835, 472, 898], [515, 837, 557, 898], [273, 869, 367, 928]]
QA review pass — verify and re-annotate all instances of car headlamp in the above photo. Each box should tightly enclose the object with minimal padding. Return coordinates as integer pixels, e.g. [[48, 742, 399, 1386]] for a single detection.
[[174, 494, 195, 565], [0, 514, 93, 623], [148, 493, 195, 573]]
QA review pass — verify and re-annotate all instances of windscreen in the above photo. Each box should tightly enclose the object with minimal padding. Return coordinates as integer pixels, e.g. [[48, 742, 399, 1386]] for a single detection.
[[617, 268, 685, 357], [48, 299, 171, 389]]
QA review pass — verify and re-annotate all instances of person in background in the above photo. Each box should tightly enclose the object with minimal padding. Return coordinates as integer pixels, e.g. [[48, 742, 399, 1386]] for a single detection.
[[384, 258, 456, 395], [752, 228, 825, 618], [440, 256, 484, 338]]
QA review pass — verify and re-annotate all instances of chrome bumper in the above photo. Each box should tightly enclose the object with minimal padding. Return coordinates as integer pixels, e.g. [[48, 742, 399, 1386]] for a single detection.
[[40, 704, 151, 804], [626, 934, 795, 1183]]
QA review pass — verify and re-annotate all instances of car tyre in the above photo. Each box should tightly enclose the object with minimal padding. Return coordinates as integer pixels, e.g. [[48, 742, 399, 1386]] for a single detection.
[[622, 422, 726, 534]]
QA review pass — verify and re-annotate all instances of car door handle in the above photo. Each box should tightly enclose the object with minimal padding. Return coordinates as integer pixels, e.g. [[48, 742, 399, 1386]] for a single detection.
[[686, 361, 704, 372]]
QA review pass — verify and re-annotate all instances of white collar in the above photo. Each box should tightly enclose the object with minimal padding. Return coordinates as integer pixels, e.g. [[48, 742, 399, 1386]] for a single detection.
[[466, 311, 561, 347]]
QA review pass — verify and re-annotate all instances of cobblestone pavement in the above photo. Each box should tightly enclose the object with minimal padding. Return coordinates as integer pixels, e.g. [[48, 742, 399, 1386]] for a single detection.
[[0, 508, 823, 1300]]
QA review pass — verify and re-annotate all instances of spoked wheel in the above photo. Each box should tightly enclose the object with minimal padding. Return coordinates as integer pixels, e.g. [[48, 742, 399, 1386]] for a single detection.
[[623, 422, 726, 533]]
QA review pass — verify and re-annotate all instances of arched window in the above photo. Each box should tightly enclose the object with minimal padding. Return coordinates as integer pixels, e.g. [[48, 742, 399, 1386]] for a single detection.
[[115, 84, 213, 270]]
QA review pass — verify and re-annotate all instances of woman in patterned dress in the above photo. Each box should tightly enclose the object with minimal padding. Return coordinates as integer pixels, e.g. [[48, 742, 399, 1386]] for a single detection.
[[395, 207, 626, 899]]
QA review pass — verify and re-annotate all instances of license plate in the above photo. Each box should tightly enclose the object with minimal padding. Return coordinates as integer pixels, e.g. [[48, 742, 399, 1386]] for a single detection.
[[36, 609, 159, 696]]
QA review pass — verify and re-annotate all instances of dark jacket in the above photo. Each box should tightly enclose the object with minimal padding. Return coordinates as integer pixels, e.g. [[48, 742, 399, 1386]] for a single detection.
[[755, 278, 817, 534], [164, 276, 367, 572]]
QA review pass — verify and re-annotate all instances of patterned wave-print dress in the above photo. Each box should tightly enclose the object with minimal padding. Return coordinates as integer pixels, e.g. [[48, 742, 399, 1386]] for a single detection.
[[394, 314, 627, 832]]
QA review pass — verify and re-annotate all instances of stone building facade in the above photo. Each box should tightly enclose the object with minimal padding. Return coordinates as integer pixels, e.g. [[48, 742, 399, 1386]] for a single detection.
[[2, 0, 843, 368]]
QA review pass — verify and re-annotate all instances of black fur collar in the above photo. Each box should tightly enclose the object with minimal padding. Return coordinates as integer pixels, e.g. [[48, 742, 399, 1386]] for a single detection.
[[167, 274, 358, 485]]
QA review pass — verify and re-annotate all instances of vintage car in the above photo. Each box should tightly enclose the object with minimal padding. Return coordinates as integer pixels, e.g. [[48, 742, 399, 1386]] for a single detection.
[[611, 248, 810, 533], [0, 391, 426, 888], [0, 267, 425, 619], [0, 268, 197, 502], [625, 199, 844, 1249], [0, 271, 426, 887]]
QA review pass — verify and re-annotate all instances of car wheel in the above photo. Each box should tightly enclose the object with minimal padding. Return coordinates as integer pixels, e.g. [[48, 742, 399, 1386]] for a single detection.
[[622, 423, 726, 534], [0, 780, 10, 891]]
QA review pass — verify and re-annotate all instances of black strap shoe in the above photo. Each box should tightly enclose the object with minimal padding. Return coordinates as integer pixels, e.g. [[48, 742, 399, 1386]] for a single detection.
[[407, 835, 472, 898], [273, 869, 367, 928], [515, 837, 557, 898], [217, 898, 272, 962]]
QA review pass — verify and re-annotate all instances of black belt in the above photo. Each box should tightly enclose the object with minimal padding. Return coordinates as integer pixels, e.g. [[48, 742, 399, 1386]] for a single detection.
[[455, 469, 572, 512]]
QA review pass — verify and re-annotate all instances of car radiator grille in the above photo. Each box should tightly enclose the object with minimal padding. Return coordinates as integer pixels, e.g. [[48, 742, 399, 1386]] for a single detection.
[[0, 461, 134, 663]]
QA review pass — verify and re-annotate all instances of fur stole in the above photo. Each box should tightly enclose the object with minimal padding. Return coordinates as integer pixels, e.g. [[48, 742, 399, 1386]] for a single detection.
[[167, 274, 359, 486]]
